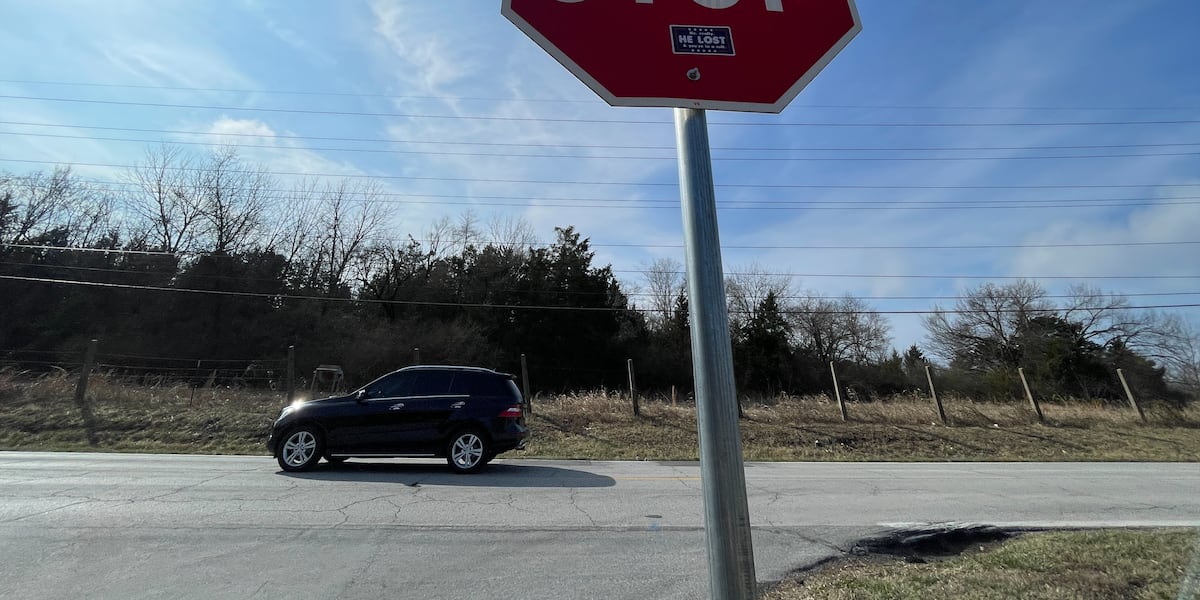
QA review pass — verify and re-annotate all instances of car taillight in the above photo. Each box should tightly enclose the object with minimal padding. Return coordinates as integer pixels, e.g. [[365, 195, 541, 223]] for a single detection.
[[498, 405, 523, 418]]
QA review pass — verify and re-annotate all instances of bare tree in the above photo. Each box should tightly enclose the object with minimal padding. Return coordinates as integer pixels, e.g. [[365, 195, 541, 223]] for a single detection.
[[1, 167, 78, 245], [923, 280, 1051, 369], [486, 214, 536, 256], [308, 179, 386, 295], [193, 148, 274, 254], [124, 145, 204, 252], [641, 257, 685, 331], [725, 262, 794, 325], [791, 293, 891, 364], [264, 179, 321, 284], [450, 209, 483, 253]]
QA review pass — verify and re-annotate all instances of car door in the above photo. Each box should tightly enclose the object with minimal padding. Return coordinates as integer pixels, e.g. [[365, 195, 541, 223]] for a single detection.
[[388, 371, 465, 454], [333, 371, 415, 454]]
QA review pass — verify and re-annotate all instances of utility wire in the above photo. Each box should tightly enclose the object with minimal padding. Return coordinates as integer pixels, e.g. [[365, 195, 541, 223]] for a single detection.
[[69, 177, 1200, 208], [4, 274, 1198, 316], [4, 260, 1200, 304], [4, 78, 1198, 111], [8, 238, 1200, 253], [4, 78, 1195, 111], [4, 94, 1200, 127], [4, 157, 1198, 190], [3, 130, 1199, 162], [6, 120, 1199, 153]]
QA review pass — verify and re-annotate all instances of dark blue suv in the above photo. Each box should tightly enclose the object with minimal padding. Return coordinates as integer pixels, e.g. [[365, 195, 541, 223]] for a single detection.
[[267, 366, 528, 473]]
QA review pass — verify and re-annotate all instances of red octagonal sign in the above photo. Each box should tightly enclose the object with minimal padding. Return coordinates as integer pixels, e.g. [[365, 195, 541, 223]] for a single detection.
[[503, 0, 861, 114]]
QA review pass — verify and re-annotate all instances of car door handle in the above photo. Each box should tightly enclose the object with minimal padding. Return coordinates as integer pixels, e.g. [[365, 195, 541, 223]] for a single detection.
[[389, 403, 405, 411], [451, 401, 465, 409]]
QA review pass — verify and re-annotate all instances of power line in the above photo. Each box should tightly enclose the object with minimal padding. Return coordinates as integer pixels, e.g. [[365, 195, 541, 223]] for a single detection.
[[72, 178, 1200, 207], [7, 120, 1199, 153], [612, 268, 1200, 281], [8, 260, 1200, 302], [4, 274, 1198, 316], [3, 256, 1196, 282], [4, 157, 1199, 191], [8, 238, 1200, 256], [5, 94, 1200, 127], [5, 79, 1197, 111], [5, 130, 1198, 162]]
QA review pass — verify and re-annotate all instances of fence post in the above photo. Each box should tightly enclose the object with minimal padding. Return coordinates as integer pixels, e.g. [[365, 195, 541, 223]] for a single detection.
[[628, 358, 640, 416], [286, 345, 296, 404], [412, 347, 421, 365], [520, 353, 532, 415], [672, 385, 678, 407], [925, 364, 947, 426], [830, 361, 848, 422], [1018, 367, 1044, 423], [73, 339, 99, 446], [1117, 368, 1147, 423]]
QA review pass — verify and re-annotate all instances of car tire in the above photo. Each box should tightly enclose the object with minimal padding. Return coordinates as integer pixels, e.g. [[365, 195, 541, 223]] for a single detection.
[[446, 429, 491, 474], [277, 425, 324, 472]]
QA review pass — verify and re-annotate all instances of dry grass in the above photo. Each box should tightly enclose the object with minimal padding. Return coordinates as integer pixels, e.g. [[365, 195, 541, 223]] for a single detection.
[[766, 529, 1200, 600], [2, 373, 1199, 461], [526, 391, 1200, 462]]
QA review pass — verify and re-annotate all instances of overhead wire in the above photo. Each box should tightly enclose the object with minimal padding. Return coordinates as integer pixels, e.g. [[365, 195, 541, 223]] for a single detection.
[[6, 120, 1199, 153], [4, 94, 1200, 127], [4, 274, 1199, 316], [4, 78, 1199, 112], [3, 130, 1200, 162], [3, 157, 1199, 191], [6, 259, 1200, 303]]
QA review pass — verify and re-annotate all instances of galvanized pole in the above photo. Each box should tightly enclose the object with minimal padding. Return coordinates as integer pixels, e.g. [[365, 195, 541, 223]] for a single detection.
[[675, 107, 757, 600]]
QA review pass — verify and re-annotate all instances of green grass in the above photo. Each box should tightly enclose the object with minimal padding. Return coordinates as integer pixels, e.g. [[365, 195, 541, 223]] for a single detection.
[[1, 373, 1198, 461], [766, 529, 1200, 600]]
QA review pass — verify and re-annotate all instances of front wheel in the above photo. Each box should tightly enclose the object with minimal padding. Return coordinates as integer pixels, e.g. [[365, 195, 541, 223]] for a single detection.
[[446, 430, 491, 474], [277, 426, 323, 472]]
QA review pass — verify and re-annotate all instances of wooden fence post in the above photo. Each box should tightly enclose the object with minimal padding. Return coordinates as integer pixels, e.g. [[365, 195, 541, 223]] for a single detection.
[[671, 385, 677, 407], [925, 364, 947, 426], [1018, 367, 1044, 422], [286, 345, 296, 404], [627, 358, 640, 416], [73, 339, 99, 446], [830, 361, 848, 422], [1117, 368, 1147, 423], [520, 353, 532, 415]]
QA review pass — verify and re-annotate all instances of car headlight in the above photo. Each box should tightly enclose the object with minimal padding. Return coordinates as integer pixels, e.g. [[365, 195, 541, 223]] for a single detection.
[[276, 403, 303, 421]]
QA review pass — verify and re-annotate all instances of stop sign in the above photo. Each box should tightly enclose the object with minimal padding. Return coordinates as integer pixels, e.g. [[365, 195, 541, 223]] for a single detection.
[[502, 0, 861, 113]]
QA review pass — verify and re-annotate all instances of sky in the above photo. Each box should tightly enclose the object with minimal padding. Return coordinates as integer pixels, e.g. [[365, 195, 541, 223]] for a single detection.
[[1, 0, 1199, 352]]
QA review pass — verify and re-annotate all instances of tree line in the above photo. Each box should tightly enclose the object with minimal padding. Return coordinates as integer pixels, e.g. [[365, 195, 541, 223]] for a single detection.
[[1, 145, 1196, 404]]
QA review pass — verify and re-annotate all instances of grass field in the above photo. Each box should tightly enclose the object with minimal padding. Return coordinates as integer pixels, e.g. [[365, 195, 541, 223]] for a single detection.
[[765, 529, 1200, 600], [1, 373, 1198, 461]]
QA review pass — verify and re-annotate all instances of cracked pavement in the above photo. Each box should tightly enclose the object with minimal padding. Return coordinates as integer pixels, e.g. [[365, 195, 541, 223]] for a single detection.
[[0, 452, 1197, 599]]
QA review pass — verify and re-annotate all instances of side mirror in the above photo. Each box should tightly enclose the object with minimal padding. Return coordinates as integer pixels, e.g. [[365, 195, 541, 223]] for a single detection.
[[355, 389, 367, 402]]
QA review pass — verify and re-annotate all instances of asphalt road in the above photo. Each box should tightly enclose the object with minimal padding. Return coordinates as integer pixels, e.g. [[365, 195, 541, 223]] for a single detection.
[[1, 452, 1197, 599]]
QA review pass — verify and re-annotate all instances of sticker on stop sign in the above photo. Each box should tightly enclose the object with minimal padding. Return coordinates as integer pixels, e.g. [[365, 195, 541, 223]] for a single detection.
[[503, 0, 861, 113]]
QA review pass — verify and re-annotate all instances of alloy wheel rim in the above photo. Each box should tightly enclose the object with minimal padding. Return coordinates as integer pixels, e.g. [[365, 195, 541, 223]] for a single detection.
[[452, 434, 483, 468], [283, 431, 316, 466]]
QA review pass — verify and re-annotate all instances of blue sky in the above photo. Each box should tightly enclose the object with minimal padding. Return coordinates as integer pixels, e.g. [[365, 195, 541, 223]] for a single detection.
[[1, 0, 1198, 351]]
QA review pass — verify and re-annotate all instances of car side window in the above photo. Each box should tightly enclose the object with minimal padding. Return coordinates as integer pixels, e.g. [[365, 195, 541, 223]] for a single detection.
[[411, 371, 455, 397], [448, 373, 472, 395], [363, 372, 413, 399], [471, 375, 508, 396]]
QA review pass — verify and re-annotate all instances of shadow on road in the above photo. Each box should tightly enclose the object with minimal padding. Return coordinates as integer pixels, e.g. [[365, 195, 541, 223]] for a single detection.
[[277, 461, 617, 488]]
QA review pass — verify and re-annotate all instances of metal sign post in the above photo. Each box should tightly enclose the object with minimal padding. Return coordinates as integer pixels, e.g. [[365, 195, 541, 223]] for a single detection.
[[675, 107, 757, 600]]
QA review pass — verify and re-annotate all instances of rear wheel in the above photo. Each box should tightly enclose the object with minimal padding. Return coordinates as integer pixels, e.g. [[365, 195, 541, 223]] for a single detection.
[[277, 426, 323, 472], [446, 430, 490, 474]]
